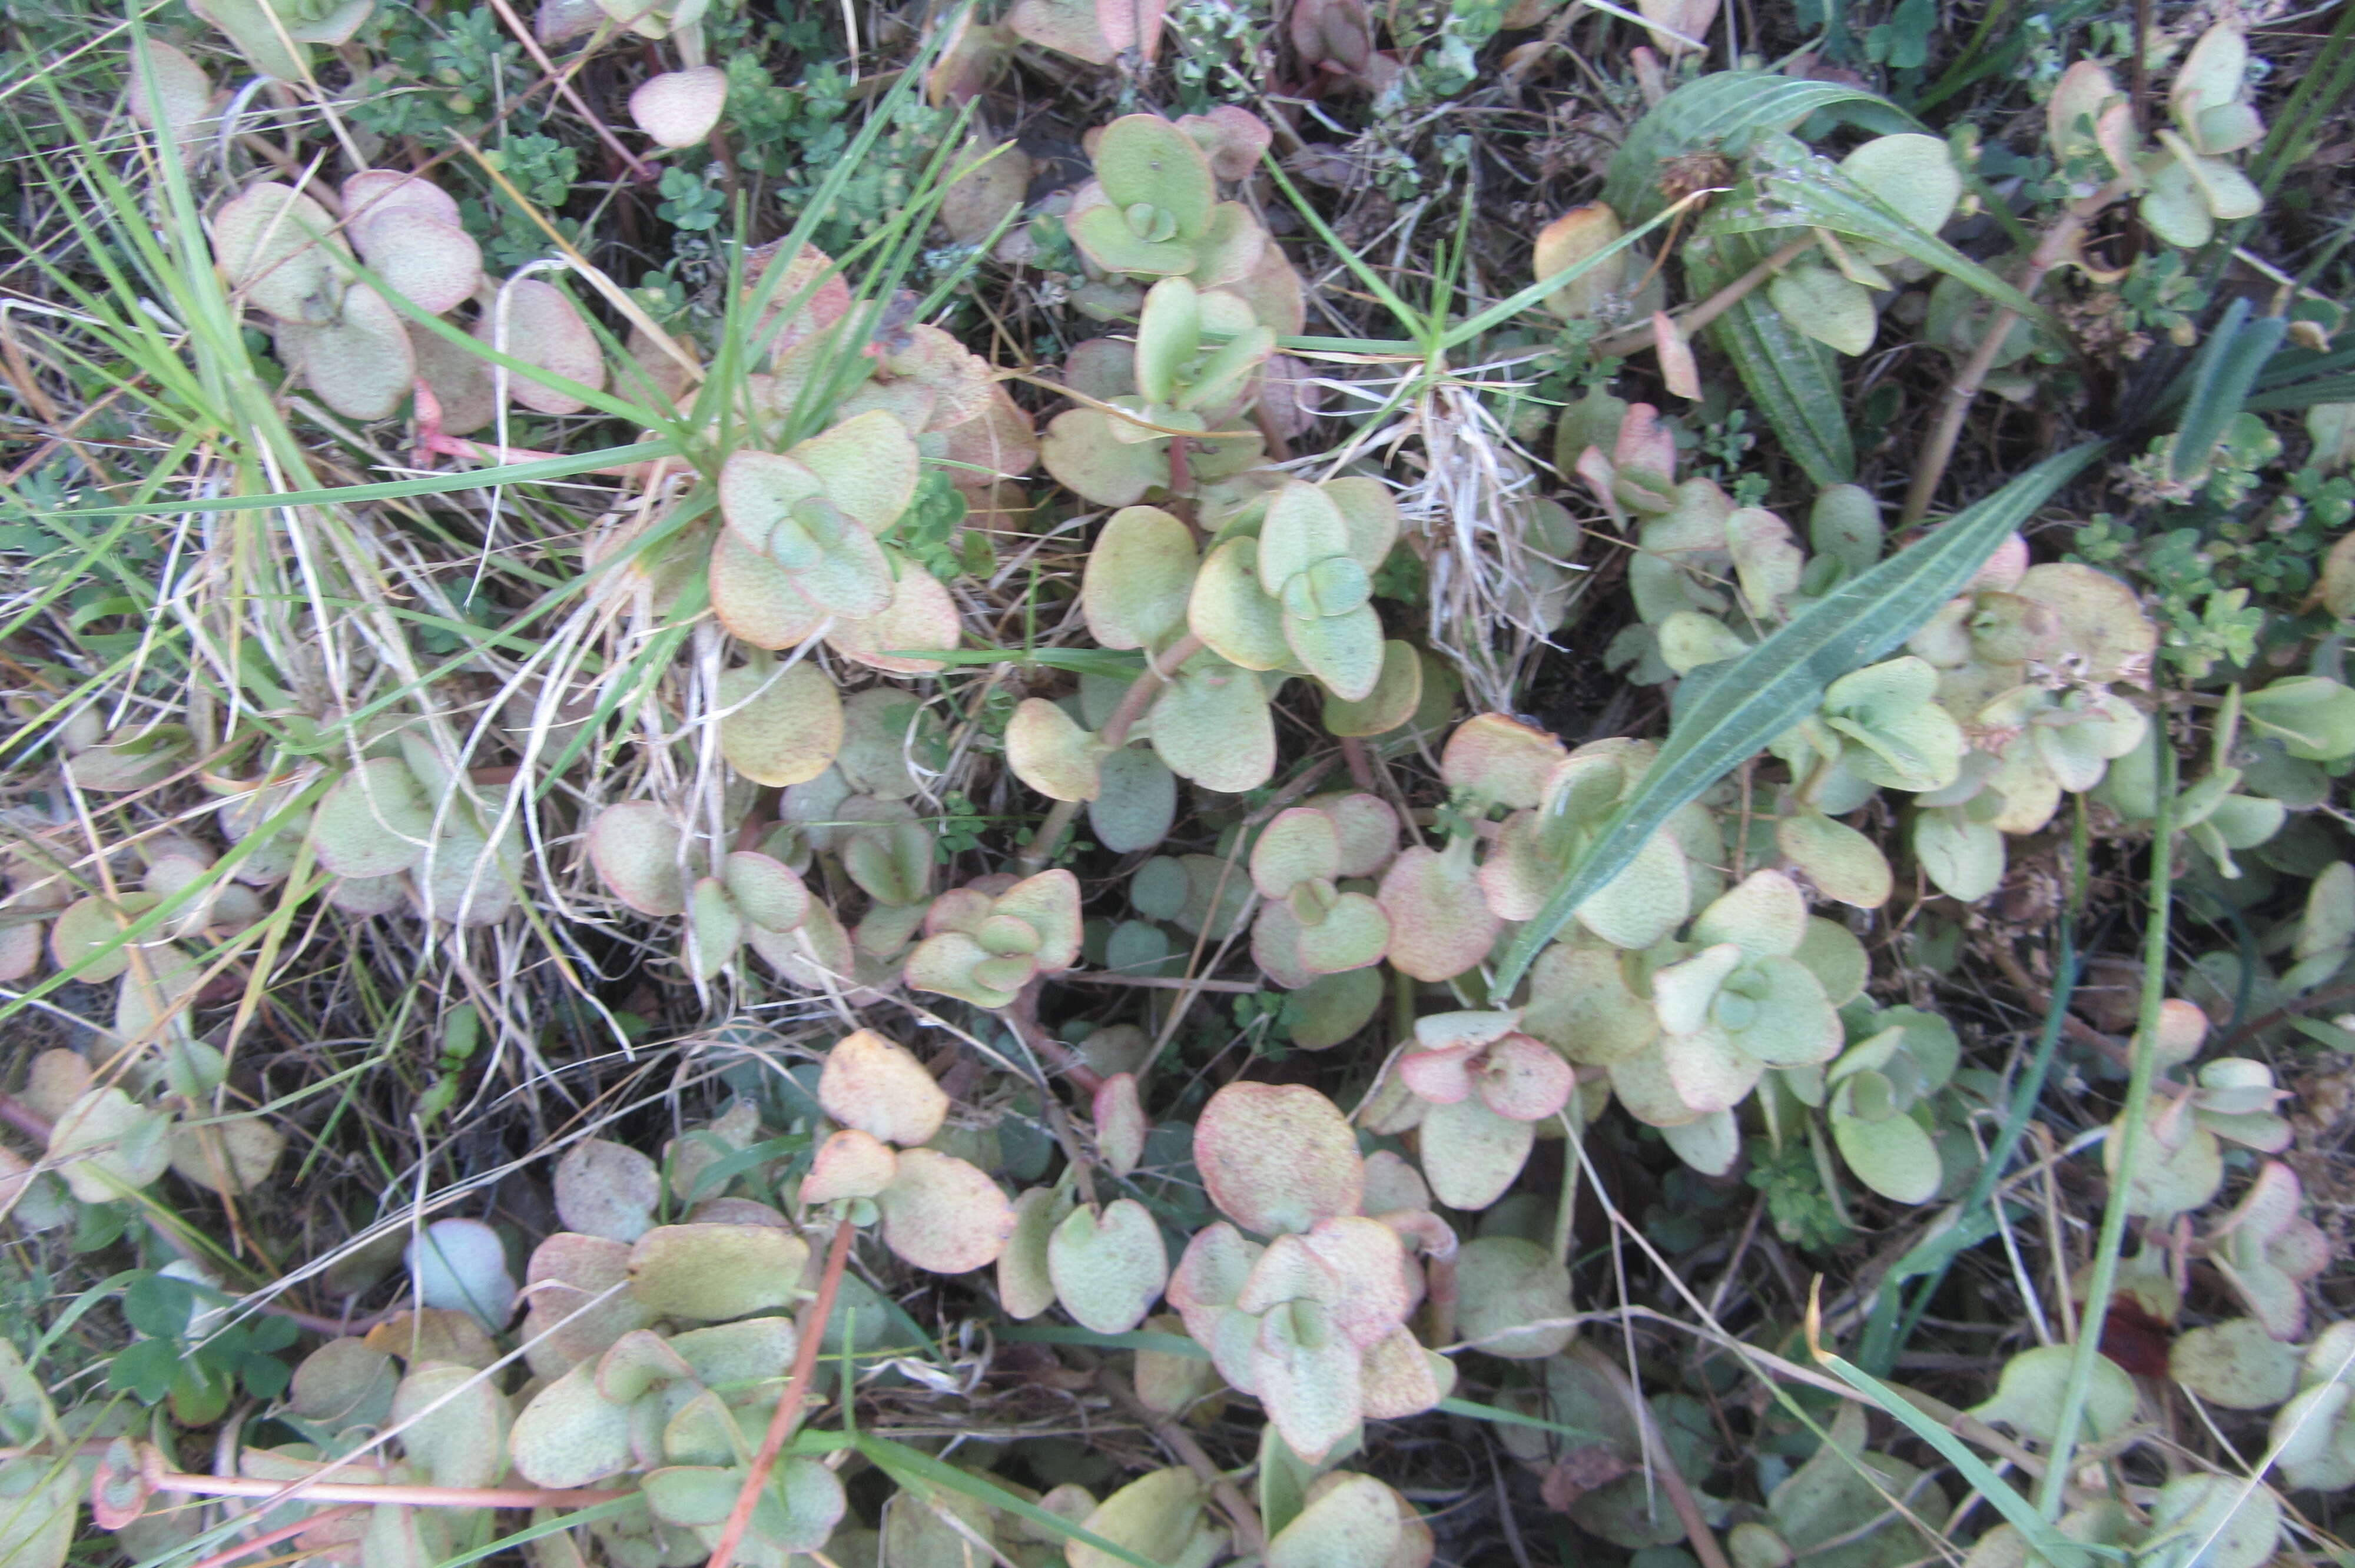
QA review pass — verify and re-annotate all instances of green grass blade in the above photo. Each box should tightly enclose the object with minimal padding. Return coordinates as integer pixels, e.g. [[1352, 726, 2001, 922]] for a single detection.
[[1808, 1347, 2105, 1568], [857, 1433, 1178, 1568], [47, 440, 681, 518], [2169, 300, 2287, 479], [1490, 443, 2105, 993]]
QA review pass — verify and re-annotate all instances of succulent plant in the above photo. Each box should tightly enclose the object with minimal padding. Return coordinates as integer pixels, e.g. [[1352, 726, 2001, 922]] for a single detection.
[[903, 869, 1083, 1008], [1171, 1082, 1452, 1460], [1067, 115, 1266, 287]]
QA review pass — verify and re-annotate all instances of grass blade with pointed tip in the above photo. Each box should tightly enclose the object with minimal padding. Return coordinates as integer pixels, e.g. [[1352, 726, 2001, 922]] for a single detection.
[[2168, 300, 2287, 479], [1807, 1346, 2107, 1568], [858, 1433, 1177, 1568], [1490, 443, 2105, 994], [1604, 74, 1917, 222]]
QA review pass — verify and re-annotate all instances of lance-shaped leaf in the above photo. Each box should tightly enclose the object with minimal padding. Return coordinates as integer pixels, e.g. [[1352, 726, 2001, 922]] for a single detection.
[[1490, 443, 2102, 992]]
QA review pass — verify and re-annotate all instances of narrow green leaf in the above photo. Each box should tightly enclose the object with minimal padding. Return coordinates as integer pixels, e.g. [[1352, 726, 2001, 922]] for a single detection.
[[1810, 1350, 2107, 1568], [1711, 135, 2054, 325], [1491, 444, 2104, 993], [1437, 1396, 1612, 1443], [47, 441, 679, 519], [858, 1433, 1176, 1568], [2170, 300, 2287, 479], [1441, 193, 1703, 349], [1604, 74, 1916, 223], [1684, 231, 1855, 484]]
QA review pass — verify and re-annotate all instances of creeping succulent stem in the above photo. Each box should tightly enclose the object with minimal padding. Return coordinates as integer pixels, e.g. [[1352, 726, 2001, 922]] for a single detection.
[[1018, 633, 1206, 873], [702, 1215, 856, 1568]]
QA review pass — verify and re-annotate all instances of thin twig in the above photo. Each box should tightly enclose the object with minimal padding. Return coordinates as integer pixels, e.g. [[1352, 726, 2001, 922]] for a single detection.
[[1568, 1342, 1734, 1568], [1899, 193, 2117, 527], [1092, 1364, 1268, 1554], [480, 0, 656, 182], [1591, 234, 1817, 358]]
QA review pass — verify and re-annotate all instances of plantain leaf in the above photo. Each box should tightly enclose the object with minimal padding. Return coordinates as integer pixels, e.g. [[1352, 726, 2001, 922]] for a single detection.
[[1684, 229, 1855, 484], [1709, 134, 2053, 325], [1491, 444, 2105, 993], [1604, 74, 1916, 223]]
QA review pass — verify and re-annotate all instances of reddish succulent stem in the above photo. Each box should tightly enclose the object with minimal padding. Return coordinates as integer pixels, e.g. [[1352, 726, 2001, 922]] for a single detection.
[[1001, 976, 1106, 1095], [153, 1472, 629, 1508], [0, 1092, 52, 1145], [702, 1216, 856, 1568]]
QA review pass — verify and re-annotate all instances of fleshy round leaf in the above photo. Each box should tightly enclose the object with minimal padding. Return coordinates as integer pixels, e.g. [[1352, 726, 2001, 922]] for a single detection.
[[819, 1029, 949, 1147], [1070, 1468, 1213, 1568], [1419, 1095, 1536, 1211], [406, 1218, 518, 1331], [1007, 698, 1102, 802], [302, 285, 417, 420], [1441, 714, 1568, 809], [390, 1362, 510, 1490], [2170, 1318, 2300, 1410], [626, 1224, 810, 1319], [213, 182, 349, 323], [508, 1363, 631, 1488], [718, 657, 844, 787], [1323, 640, 1424, 736], [801, 1128, 900, 1204], [1377, 846, 1501, 982], [1084, 506, 1199, 650], [1454, 1236, 1574, 1358], [1092, 115, 1216, 234], [791, 410, 921, 534], [586, 802, 685, 916], [1090, 745, 1179, 853], [1190, 536, 1293, 670], [1972, 1346, 2137, 1443], [2146, 1475, 2280, 1568], [1830, 1106, 1941, 1204], [628, 66, 727, 148], [313, 756, 433, 879], [476, 277, 604, 416], [874, 1148, 1016, 1273], [1195, 1081, 1364, 1235], [1049, 1198, 1170, 1333], [1150, 656, 1276, 793], [998, 1185, 1074, 1320], [1094, 1072, 1147, 1178], [554, 1138, 661, 1242]]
